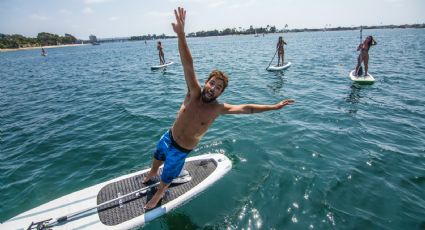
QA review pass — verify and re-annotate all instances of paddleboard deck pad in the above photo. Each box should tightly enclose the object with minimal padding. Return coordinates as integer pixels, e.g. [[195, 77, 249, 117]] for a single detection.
[[267, 62, 291, 71], [349, 70, 375, 84], [1, 154, 232, 229], [151, 61, 174, 70]]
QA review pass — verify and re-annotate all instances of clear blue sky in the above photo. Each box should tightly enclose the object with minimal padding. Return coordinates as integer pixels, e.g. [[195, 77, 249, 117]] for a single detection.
[[1, 0, 424, 39]]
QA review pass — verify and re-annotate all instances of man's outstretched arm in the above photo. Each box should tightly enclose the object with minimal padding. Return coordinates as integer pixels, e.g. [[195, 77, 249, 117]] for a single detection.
[[172, 7, 201, 96], [220, 99, 295, 115]]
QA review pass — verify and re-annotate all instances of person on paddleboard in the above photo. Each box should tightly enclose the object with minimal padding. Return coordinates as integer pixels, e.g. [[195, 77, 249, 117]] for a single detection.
[[157, 41, 165, 65], [354, 35, 377, 76], [143, 7, 295, 210], [276, 36, 287, 66], [41, 47, 46, 56]]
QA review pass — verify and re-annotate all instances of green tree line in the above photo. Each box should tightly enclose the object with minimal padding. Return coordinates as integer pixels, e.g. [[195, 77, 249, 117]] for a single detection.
[[129, 33, 175, 41], [187, 25, 279, 37], [129, 25, 280, 40], [0, 32, 78, 49]]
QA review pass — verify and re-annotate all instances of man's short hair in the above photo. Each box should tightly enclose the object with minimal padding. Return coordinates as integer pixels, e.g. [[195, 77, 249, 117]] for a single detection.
[[206, 70, 229, 91]]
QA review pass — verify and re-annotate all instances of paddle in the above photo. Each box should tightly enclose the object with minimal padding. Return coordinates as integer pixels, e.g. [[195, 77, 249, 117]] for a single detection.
[[44, 170, 191, 227], [266, 49, 278, 70], [357, 26, 364, 76]]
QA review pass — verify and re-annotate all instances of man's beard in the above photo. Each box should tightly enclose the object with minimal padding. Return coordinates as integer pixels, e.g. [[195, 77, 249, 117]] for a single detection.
[[201, 89, 217, 103]]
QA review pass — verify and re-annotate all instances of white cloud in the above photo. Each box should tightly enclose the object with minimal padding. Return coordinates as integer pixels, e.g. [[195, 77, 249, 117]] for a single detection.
[[59, 9, 72, 15], [83, 7, 94, 14], [382, 0, 404, 7], [167, 0, 256, 9], [167, 0, 208, 2], [229, 0, 256, 9], [30, 14, 48, 21], [109, 16, 119, 21], [147, 11, 174, 17], [166, 0, 257, 8], [84, 0, 113, 4], [209, 1, 226, 8]]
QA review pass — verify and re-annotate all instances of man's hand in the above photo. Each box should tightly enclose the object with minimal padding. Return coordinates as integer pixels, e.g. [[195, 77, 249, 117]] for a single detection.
[[275, 99, 295, 110], [172, 7, 186, 36], [171, 7, 199, 97]]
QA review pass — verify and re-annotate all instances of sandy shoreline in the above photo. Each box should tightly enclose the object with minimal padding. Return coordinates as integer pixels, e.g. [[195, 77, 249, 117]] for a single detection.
[[0, 43, 89, 52]]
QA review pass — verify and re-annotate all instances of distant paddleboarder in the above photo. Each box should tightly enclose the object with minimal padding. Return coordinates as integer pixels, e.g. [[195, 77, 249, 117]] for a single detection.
[[157, 41, 165, 65], [41, 47, 46, 56], [354, 35, 377, 76], [143, 7, 295, 210], [276, 36, 287, 66]]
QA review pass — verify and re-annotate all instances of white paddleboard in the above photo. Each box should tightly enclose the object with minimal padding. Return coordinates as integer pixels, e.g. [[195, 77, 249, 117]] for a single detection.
[[1, 153, 232, 229], [267, 62, 292, 71], [349, 70, 375, 84], [151, 62, 174, 70]]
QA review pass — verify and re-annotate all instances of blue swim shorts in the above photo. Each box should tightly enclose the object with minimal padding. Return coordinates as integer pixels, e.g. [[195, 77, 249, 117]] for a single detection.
[[154, 129, 191, 184]]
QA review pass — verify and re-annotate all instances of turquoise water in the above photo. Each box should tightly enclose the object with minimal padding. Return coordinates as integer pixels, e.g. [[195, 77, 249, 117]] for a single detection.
[[1, 28, 425, 229]]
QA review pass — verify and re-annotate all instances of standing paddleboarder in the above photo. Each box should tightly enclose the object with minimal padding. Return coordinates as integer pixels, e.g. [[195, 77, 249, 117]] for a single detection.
[[354, 35, 377, 77], [157, 41, 165, 65], [143, 7, 295, 210], [276, 36, 287, 66], [41, 47, 46, 56]]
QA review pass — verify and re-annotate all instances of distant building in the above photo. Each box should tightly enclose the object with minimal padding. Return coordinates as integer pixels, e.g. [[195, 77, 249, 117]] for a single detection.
[[89, 35, 100, 45], [89, 35, 97, 42]]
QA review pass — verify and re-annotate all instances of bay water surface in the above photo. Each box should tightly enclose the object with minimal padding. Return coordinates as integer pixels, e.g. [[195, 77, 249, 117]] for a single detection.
[[1, 28, 425, 229]]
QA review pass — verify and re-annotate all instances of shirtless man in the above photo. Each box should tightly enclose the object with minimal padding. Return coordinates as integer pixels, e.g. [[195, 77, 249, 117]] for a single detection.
[[276, 36, 287, 66], [143, 7, 295, 209], [157, 41, 165, 65], [355, 35, 377, 76]]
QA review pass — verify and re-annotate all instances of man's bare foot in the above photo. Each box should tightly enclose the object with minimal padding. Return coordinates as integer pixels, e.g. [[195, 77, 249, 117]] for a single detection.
[[144, 193, 162, 210], [142, 170, 158, 183]]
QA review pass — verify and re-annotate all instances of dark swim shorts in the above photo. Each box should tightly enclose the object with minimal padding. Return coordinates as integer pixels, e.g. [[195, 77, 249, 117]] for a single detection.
[[154, 129, 191, 184]]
